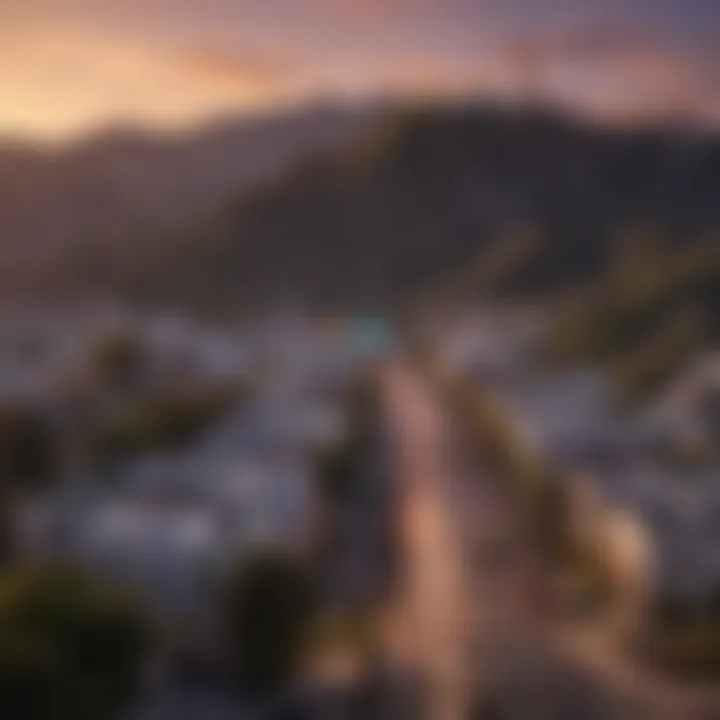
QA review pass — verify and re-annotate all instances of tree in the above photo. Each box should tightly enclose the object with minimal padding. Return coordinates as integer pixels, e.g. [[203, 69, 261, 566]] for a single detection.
[[87, 381, 246, 464], [644, 587, 720, 678], [0, 406, 58, 565], [0, 488, 16, 565], [90, 330, 145, 389], [0, 633, 64, 720], [0, 405, 57, 487], [313, 436, 358, 506], [0, 565, 152, 720], [223, 550, 320, 695]]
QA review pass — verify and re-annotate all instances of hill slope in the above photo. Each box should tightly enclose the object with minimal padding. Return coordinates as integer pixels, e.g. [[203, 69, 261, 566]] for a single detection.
[[14, 104, 720, 311], [0, 104, 372, 279]]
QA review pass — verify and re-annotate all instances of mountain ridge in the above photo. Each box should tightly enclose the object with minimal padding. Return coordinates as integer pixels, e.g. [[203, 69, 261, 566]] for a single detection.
[[3, 102, 720, 312]]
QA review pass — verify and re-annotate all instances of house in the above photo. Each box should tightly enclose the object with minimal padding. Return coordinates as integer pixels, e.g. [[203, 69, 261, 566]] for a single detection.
[[19, 449, 318, 623]]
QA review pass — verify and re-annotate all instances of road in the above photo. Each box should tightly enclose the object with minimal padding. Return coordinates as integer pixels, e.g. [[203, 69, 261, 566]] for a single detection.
[[380, 362, 720, 720], [383, 363, 471, 720]]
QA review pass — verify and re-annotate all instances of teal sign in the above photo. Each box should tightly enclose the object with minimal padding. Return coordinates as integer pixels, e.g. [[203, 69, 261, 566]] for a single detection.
[[349, 317, 394, 355]]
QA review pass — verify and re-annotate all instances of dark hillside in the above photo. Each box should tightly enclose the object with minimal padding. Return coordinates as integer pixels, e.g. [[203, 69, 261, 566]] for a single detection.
[[14, 104, 720, 311]]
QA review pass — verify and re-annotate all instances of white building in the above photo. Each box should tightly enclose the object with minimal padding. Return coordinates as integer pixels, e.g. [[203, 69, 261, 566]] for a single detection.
[[20, 450, 318, 623]]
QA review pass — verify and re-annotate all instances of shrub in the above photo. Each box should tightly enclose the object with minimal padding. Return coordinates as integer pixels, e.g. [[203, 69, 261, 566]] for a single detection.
[[90, 330, 145, 389], [0, 565, 152, 719], [88, 381, 245, 462], [313, 378, 375, 506], [0, 405, 57, 487], [223, 550, 320, 695], [644, 589, 720, 678]]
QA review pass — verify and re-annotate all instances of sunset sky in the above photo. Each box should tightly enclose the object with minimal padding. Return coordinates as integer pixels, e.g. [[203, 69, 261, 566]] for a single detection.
[[1, 0, 718, 140]]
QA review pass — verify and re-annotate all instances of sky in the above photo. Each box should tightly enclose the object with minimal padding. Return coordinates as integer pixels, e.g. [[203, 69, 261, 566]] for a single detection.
[[0, 0, 718, 140]]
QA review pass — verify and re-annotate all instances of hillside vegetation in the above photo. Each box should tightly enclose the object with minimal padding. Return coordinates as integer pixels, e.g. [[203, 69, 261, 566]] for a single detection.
[[544, 233, 720, 401], [14, 103, 720, 313]]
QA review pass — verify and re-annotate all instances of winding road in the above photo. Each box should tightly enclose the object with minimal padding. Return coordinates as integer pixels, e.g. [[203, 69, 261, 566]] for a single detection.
[[380, 361, 720, 720]]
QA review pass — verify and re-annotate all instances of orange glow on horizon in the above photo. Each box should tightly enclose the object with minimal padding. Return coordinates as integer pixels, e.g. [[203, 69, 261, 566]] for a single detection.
[[0, 23, 290, 141], [0, 11, 717, 141]]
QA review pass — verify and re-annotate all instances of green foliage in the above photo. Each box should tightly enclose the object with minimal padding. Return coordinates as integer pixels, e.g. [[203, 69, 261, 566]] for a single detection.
[[611, 304, 707, 404], [313, 378, 375, 505], [409, 224, 544, 317], [451, 381, 544, 496], [88, 381, 245, 462], [529, 477, 573, 556], [544, 232, 720, 402], [448, 375, 615, 609], [223, 550, 320, 694], [34, 105, 720, 312], [0, 565, 152, 719], [559, 539, 617, 613], [0, 489, 15, 564], [0, 405, 57, 487], [644, 589, 720, 678], [313, 438, 358, 505], [0, 633, 65, 720], [90, 330, 145, 389]]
